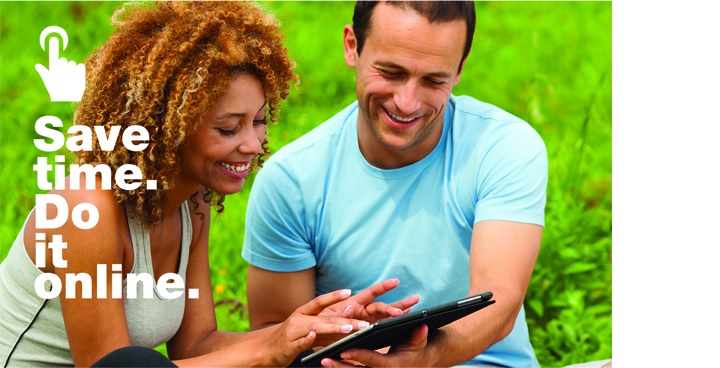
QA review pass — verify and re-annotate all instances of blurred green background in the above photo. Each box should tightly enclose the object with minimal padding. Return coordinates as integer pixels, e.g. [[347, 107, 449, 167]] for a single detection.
[[0, 1, 611, 366]]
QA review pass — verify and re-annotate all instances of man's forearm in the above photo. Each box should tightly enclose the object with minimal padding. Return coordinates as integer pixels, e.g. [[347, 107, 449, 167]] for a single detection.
[[420, 295, 522, 366]]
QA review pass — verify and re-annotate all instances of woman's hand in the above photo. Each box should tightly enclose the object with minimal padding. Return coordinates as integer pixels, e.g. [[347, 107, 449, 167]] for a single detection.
[[321, 279, 420, 324], [266, 289, 371, 367]]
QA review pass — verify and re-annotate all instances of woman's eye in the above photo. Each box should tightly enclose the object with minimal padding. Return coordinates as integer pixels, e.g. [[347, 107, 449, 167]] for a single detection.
[[217, 128, 238, 136], [253, 118, 268, 125]]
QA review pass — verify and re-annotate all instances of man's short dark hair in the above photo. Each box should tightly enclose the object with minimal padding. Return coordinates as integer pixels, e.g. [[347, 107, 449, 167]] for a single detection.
[[352, 1, 476, 73]]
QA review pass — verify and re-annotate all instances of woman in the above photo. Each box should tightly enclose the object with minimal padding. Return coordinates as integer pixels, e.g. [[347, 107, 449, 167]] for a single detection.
[[0, 2, 416, 366]]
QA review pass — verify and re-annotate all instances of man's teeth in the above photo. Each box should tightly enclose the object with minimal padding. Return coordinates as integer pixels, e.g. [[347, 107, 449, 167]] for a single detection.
[[219, 162, 248, 172], [388, 111, 415, 122]]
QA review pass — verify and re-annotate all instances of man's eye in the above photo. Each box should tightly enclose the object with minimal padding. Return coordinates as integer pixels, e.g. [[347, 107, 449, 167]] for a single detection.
[[380, 69, 399, 77]]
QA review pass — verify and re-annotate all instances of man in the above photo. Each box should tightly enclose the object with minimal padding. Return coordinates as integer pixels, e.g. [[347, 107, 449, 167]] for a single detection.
[[242, 1, 547, 366]]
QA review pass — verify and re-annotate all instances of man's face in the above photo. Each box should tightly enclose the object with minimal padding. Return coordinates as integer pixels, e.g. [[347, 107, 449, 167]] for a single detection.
[[344, 3, 466, 169]]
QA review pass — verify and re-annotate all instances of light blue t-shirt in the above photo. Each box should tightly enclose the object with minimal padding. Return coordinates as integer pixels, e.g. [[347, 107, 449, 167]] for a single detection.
[[243, 95, 547, 367]]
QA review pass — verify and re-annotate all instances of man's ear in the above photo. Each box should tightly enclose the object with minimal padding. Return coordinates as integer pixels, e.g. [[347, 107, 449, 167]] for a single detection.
[[343, 25, 358, 68]]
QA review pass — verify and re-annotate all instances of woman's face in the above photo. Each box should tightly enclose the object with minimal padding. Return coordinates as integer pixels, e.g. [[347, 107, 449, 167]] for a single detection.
[[179, 73, 267, 195]]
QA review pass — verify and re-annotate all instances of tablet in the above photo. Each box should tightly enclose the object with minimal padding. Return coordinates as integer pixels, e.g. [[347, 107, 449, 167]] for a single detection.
[[297, 291, 495, 367]]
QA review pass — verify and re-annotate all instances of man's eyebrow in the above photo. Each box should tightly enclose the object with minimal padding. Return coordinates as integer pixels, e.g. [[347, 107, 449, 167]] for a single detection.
[[374, 61, 452, 79]]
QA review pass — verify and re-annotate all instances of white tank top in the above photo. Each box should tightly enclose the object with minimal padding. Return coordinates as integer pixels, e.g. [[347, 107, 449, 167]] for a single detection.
[[0, 202, 192, 366]]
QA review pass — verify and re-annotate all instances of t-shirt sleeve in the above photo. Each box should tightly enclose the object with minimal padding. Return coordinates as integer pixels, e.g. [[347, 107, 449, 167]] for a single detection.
[[473, 122, 548, 227], [242, 158, 317, 272]]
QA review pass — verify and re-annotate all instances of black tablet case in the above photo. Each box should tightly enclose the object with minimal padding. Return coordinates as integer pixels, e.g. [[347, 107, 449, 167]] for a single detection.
[[297, 291, 495, 367]]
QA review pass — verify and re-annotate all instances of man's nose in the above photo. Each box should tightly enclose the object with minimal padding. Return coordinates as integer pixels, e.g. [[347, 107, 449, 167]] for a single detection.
[[393, 80, 422, 114]]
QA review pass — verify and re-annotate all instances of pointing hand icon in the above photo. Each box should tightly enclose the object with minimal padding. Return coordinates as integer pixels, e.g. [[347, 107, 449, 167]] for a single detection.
[[35, 26, 86, 102]]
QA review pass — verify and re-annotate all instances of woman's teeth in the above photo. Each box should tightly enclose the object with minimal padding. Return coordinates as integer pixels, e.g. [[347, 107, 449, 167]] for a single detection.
[[219, 162, 248, 172]]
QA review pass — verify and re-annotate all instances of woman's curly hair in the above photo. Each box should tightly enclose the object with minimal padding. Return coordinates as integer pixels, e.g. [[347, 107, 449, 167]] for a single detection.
[[73, 1, 298, 227]]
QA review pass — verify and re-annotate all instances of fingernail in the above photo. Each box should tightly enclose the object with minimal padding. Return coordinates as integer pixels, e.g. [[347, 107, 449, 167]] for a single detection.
[[341, 324, 353, 333], [343, 305, 352, 314], [340, 289, 351, 297], [358, 321, 370, 329]]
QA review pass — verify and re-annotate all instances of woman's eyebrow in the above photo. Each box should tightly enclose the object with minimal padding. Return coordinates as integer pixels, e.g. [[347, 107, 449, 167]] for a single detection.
[[216, 112, 248, 120], [216, 101, 267, 120], [255, 101, 268, 115]]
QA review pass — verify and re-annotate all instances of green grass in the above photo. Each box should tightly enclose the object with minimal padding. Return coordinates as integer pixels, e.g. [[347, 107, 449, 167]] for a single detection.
[[0, 2, 611, 366]]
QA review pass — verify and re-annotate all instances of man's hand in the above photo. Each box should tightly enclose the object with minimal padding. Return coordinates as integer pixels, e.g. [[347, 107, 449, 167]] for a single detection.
[[319, 325, 430, 367]]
